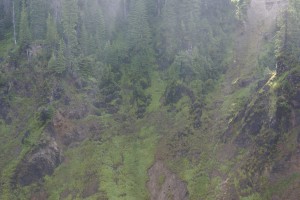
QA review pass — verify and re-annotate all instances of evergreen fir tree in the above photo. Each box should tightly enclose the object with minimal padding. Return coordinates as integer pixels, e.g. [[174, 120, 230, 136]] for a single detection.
[[78, 56, 92, 79], [128, 0, 154, 70], [48, 52, 57, 72], [95, 7, 105, 55], [62, 0, 79, 70], [46, 14, 59, 53], [128, 0, 151, 52], [79, 23, 89, 56], [160, 0, 179, 59], [19, 0, 31, 51], [30, 0, 48, 40], [55, 39, 66, 74]]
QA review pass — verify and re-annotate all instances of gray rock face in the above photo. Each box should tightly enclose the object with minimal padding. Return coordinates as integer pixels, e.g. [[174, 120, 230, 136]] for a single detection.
[[15, 138, 62, 186], [147, 161, 189, 200]]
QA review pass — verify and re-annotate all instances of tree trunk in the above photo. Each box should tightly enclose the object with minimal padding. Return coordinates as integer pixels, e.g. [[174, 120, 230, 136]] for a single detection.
[[12, 1, 17, 45], [157, 0, 161, 16], [123, 0, 127, 18], [283, 10, 288, 50]]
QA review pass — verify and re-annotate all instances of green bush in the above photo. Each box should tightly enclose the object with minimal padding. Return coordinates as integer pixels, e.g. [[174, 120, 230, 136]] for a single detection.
[[39, 106, 54, 123]]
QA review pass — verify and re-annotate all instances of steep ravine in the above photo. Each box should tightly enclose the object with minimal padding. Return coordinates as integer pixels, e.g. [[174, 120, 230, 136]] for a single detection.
[[213, 0, 300, 199], [145, 1, 289, 199]]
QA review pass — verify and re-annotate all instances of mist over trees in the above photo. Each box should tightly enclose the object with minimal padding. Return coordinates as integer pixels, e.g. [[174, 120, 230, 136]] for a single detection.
[[0, 0, 240, 117], [0, 0, 298, 113]]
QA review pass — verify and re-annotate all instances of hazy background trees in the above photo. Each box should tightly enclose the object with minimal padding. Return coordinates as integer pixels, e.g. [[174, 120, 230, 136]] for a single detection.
[[6, 0, 298, 117]]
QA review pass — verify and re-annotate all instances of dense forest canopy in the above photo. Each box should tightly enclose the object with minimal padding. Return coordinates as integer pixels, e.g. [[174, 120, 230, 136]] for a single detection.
[[0, 0, 239, 117]]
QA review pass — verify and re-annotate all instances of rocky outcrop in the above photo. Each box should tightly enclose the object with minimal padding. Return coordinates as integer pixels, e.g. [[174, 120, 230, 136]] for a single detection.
[[147, 161, 189, 200], [14, 138, 62, 186], [52, 110, 102, 146], [232, 88, 270, 148]]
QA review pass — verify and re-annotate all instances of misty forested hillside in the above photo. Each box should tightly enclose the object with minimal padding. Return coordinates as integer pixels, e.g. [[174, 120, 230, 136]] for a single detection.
[[0, 0, 300, 199]]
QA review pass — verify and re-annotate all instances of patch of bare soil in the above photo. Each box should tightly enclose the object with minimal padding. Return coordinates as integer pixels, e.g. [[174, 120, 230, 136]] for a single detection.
[[147, 161, 189, 200]]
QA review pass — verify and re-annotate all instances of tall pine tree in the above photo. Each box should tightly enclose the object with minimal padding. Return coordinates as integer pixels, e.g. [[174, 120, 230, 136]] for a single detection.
[[128, 0, 154, 70], [55, 40, 66, 74], [46, 14, 59, 53], [30, 0, 48, 40], [62, 0, 79, 70], [19, 0, 31, 51]]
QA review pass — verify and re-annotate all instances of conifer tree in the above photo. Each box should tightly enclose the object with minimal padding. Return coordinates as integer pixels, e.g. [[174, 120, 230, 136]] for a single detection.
[[78, 56, 92, 78], [95, 7, 105, 55], [48, 52, 57, 72], [0, 19, 4, 40], [62, 0, 79, 70], [128, 0, 151, 51], [54, 39, 66, 74], [30, 0, 48, 40], [46, 14, 59, 53], [128, 0, 154, 70], [19, 0, 31, 50], [79, 23, 89, 55], [160, 0, 179, 59]]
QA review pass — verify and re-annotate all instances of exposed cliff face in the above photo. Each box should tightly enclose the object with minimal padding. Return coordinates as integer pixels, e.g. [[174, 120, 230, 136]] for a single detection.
[[214, 67, 300, 199], [147, 161, 189, 200], [14, 137, 61, 186], [199, 0, 300, 199], [215, 0, 300, 193]]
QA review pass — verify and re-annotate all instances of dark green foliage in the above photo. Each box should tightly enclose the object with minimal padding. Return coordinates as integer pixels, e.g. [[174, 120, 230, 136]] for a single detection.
[[128, 68, 152, 118], [7, 48, 19, 67], [0, 0, 14, 40], [275, 96, 291, 132], [0, 71, 6, 87], [132, 84, 151, 118], [48, 40, 66, 75], [191, 98, 203, 128], [0, 18, 4, 40], [39, 106, 54, 123], [169, 51, 195, 82], [163, 81, 194, 105], [104, 36, 128, 68], [94, 69, 122, 114], [164, 81, 185, 105], [78, 56, 93, 78], [276, 96, 291, 116]]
